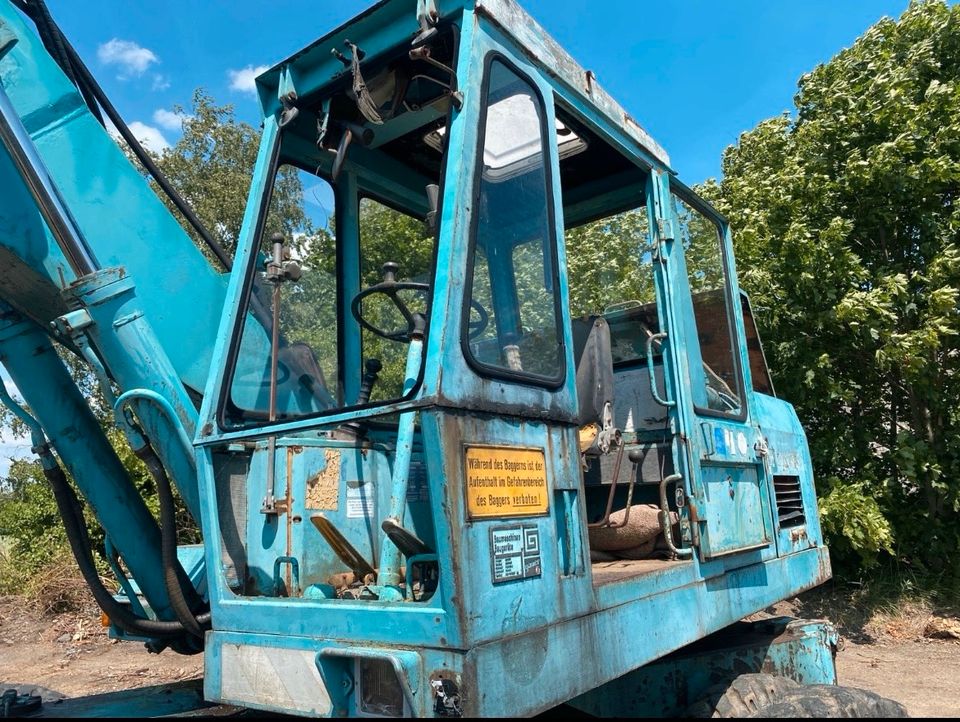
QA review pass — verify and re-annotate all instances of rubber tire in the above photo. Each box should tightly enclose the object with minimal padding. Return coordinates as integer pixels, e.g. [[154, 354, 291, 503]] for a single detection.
[[751, 685, 908, 718], [686, 673, 909, 718], [687, 673, 800, 718]]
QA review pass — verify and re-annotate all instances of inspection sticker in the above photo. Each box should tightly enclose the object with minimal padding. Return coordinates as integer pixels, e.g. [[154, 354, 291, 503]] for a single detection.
[[489, 524, 542, 584], [465, 445, 548, 519]]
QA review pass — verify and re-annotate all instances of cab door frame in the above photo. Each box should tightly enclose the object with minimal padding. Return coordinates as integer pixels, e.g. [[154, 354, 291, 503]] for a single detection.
[[651, 175, 776, 563]]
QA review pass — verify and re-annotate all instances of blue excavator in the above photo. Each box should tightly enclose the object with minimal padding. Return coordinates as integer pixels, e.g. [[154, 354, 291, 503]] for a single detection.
[[0, 0, 906, 717]]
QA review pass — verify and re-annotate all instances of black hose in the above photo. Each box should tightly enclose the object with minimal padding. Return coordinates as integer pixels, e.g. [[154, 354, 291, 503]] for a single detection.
[[16, 1, 232, 272], [136, 446, 211, 638], [42, 460, 198, 641]]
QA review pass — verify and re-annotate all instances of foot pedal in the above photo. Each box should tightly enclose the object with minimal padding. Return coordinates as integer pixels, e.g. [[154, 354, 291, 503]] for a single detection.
[[381, 518, 432, 557], [310, 513, 376, 582]]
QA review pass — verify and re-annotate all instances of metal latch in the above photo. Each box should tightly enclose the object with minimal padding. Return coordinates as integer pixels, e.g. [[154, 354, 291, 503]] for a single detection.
[[755, 435, 769, 458], [657, 217, 674, 242]]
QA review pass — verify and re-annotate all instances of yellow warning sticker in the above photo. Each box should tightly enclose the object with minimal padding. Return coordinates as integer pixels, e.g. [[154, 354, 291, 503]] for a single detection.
[[465, 445, 548, 519]]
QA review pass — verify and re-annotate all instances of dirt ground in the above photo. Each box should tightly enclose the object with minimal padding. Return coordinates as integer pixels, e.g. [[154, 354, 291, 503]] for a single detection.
[[1, 588, 959, 717]]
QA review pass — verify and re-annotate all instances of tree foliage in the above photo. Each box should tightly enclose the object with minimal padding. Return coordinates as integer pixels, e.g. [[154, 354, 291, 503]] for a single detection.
[[707, 0, 960, 575], [146, 89, 308, 258]]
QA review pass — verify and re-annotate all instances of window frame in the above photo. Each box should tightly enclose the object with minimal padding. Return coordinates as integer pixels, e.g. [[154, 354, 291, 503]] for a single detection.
[[671, 181, 748, 422], [218, 148, 448, 432], [355, 191, 439, 404], [460, 52, 567, 390]]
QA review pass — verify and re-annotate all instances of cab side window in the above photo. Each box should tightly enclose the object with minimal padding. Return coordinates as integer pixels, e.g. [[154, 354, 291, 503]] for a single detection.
[[463, 59, 564, 384], [674, 193, 743, 415]]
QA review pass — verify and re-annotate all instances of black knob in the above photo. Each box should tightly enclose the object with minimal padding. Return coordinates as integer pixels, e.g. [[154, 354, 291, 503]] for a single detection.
[[382, 262, 399, 283], [356, 358, 382, 405]]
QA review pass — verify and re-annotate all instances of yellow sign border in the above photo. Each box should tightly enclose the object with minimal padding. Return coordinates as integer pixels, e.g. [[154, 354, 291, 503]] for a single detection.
[[463, 444, 549, 520]]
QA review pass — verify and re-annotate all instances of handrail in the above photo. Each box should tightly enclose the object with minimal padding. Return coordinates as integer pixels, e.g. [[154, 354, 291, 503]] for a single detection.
[[646, 332, 675, 408]]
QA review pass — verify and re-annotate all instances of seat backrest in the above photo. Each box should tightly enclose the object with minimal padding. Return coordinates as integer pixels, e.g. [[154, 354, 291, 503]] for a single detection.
[[571, 316, 615, 427]]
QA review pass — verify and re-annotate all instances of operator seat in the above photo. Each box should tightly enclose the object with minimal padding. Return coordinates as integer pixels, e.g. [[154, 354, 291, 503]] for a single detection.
[[571, 316, 619, 455]]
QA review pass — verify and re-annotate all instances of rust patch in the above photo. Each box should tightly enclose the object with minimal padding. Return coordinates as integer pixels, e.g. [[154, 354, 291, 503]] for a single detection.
[[306, 449, 341, 510]]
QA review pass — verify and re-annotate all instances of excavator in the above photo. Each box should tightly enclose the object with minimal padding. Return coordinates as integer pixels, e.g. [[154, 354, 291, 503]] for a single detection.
[[0, 0, 907, 717]]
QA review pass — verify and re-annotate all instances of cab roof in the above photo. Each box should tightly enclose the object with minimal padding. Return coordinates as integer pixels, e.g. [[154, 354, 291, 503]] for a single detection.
[[255, 0, 670, 168]]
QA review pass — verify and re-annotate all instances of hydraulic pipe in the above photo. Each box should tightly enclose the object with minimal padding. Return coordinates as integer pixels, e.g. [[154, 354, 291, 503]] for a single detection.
[[0, 305, 177, 621], [375, 319, 426, 599], [64, 269, 202, 520], [0, 81, 97, 276]]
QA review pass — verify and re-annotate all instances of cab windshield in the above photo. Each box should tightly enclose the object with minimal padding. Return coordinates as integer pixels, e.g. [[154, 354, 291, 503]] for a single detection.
[[221, 30, 459, 428]]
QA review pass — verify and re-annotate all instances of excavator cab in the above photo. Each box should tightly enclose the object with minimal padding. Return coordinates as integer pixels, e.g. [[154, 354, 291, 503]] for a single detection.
[[184, 1, 829, 716]]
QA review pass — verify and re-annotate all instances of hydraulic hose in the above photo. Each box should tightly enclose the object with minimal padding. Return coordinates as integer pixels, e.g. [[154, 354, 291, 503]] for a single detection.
[[43, 459, 198, 640], [0, 358, 199, 648], [79, 343, 211, 639], [135, 445, 211, 638]]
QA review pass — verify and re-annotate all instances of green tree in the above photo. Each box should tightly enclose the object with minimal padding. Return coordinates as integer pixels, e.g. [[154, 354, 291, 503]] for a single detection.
[[707, 0, 960, 576], [565, 208, 654, 318], [152, 89, 308, 258]]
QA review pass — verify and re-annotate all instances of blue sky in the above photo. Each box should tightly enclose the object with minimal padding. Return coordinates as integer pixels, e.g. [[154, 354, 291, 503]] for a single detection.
[[43, 0, 923, 184]]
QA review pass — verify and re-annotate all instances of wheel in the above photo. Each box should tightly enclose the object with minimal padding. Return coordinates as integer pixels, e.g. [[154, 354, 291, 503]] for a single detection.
[[686, 673, 908, 718], [686, 673, 799, 718], [466, 299, 489, 340], [753, 685, 908, 718]]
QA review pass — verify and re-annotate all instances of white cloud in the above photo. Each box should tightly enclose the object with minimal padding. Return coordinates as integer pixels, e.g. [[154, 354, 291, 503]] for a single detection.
[[126, 121, 170, 153], [151, 74, 171, 92], [228, 64, 270, 94], [152, 108, 189, 131], [97, 38, 159, 78]]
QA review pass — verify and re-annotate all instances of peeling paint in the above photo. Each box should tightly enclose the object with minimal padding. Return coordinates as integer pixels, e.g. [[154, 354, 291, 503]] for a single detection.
[[305, 449, 341, 510]]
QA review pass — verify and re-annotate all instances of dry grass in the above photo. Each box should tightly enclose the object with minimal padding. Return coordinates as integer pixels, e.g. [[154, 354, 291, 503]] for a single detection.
[[21, 560, 98, 617], [863, 597, 937, 641], [775, 573, 960, 645]]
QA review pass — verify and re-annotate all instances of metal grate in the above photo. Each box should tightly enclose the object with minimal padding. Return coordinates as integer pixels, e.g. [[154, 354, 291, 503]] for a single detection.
[[773, 475, 805, 528]]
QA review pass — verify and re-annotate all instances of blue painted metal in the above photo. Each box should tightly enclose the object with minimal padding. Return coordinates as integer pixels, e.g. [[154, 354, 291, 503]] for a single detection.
[[646, 332, 675, 407], [374, 334, 425, 597], [186, 0, 835, 716], [568, 617, 839, 717], [0, 4, 227, 389], [0, 0, 234, 628], [0, 303, 179, 620], [0, 0, 837, 716]]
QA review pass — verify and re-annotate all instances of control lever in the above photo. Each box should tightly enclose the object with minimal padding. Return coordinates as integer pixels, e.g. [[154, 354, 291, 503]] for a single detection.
[[338, 358, 382, 438], [357, 358, 382, 405]]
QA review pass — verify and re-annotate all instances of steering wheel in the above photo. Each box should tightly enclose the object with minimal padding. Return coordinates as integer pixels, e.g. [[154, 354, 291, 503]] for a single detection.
[[352, 262, 492, 343], [351, 262, 430, 342], [467, 299, 489, 340]]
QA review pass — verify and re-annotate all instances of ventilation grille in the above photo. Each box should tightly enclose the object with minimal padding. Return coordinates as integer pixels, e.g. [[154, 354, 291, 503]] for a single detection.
[[773, 475, 805, 528]]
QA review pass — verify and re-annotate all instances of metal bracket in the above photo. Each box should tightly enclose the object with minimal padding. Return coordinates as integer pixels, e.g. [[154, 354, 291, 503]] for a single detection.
[[755, 434, 770, 458], [414, 0, 441, 46], [657, 217, 674, 242], [408, 45, 463, 110], [52, 308, 93, 336], [279, 92, 299, 129]]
